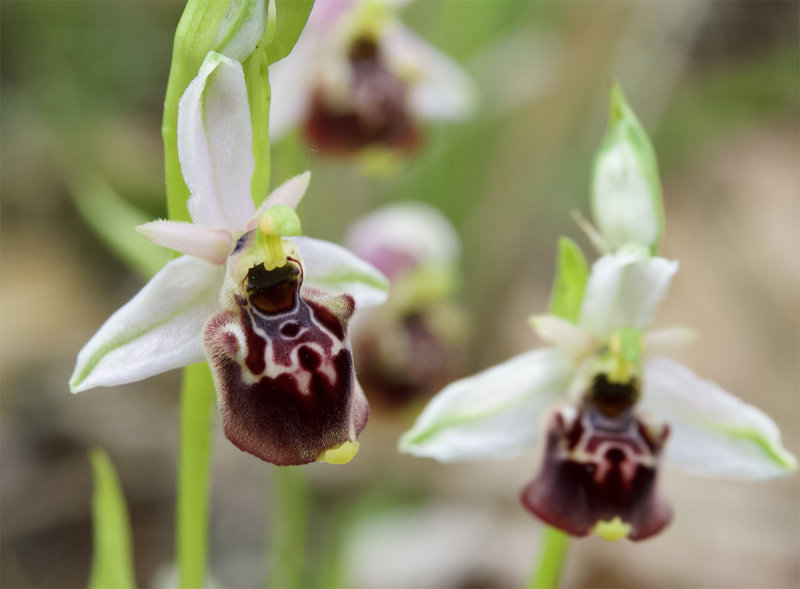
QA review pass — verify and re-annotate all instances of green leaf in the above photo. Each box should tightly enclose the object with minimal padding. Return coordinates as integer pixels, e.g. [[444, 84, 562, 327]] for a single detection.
[[547, 237, 588, 322], [590, 81, 665, 254], [68, 172, 172, 279], [88, 449, 137, 589], [267, 0, 315, 65]]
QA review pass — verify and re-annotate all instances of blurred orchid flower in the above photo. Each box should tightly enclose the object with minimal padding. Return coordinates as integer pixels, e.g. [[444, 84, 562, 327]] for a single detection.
[[400, 243, 796, 540], [70, 52, 389, 466], [269, 0, 476, 155], [346, 202, 467, 409]]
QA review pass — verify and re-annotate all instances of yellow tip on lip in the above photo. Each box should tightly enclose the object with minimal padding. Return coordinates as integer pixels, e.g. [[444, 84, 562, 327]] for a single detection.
[[591, 516, 632, 541], [317, 441, 359, 465]]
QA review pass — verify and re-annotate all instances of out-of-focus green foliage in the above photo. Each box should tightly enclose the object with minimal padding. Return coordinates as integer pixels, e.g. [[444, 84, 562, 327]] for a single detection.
[[88, 449, 136, 589]]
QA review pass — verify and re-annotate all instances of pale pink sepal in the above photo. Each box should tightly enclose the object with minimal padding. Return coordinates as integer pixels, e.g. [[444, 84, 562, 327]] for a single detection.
[[137, 221, 233, 265], [69, 256, 224, 393], [384, 24, 477, 121], [529, 315, 596, 362], [178, 52, 257, 231]]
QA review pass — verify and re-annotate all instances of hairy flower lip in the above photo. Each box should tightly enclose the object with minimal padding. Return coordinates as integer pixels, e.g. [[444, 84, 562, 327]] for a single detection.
[[520, 403, 672, 542]]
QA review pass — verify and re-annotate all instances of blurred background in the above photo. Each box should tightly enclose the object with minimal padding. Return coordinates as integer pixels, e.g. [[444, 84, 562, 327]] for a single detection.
[[1, 1, 798, 587]]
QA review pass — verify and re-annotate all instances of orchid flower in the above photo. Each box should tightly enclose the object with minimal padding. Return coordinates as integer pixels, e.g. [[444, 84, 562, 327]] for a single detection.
[[269, 0, 476, 155], [400, 244, 796, 540], [399, 83, 796, 542], [70, 52, 389, 466], [346, 202, 466, 408]]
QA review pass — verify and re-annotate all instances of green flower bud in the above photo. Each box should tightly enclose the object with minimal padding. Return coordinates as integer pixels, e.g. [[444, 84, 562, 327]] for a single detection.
[[591, 82, 665, 254]]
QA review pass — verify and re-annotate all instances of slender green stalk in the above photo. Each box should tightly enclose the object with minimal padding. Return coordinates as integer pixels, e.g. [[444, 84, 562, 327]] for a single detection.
[[527, 526, 570, 589], [177, 363, 218, 589], [267, 466, 309, 589], [162, 6, 233, 587]]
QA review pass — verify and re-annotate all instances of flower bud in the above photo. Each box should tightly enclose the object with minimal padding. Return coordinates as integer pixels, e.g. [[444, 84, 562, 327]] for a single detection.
[[591, 82, 664, 253]]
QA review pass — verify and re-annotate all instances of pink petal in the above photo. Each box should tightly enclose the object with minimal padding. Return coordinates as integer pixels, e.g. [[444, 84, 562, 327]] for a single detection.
[[247, 172, 311, 230], [137, 220, 233, 265]]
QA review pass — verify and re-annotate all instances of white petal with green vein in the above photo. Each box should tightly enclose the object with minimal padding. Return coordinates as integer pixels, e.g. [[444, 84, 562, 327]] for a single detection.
[[70, 256, 223, 392], [293, 236, 390, 309], [641, 357, 797, 479], [399, 348, 574, 462]]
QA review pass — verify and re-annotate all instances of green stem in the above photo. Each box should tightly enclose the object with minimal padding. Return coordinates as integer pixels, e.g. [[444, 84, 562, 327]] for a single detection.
[[527, 526, 570, 589], [267, 466, 309, 589], [177, 363, 217, 589]]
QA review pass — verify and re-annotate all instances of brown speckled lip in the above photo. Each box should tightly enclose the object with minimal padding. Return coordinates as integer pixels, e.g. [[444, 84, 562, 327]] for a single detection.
[[204, 264, 368, 465], [303, 37, 420, 154], [521, 403, 672, 541]]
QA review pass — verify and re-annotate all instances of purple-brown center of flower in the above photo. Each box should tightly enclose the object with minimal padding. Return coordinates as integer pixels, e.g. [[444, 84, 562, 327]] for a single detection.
[[520, 373, 672, 541], [304, 36, 420, 154], [247, 262, 301, 314], [588, 373, 641, 418]]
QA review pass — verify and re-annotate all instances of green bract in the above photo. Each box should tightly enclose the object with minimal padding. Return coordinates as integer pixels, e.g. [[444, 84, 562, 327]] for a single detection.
[[548, 237, 589, 322], [591, 82, 665, 254]]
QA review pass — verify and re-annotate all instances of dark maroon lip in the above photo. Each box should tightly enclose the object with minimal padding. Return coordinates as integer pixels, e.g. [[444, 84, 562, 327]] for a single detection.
[[205, 270, 368, 465], [520, 402, 672, 541], [302, 36, 421, 154]]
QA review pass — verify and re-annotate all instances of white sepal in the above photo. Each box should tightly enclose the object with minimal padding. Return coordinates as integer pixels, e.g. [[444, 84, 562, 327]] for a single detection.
[[178, 52, 256, 230], [579, 248, 677, 340], [384, 24, 477, 121], [398, 348, 574, 462], [293, 236, 390, 309], [137, 221, 233, 265], [70, 256, 224, 392], [641, 357, 797, 479]]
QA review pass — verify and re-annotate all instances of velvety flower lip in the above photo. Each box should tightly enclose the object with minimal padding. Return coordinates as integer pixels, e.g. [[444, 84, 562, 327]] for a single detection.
[[399, 246, 796, 538], [521, 402, 672, 541], [69, 51, 389, 416], [268, 0, 476, 149]]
